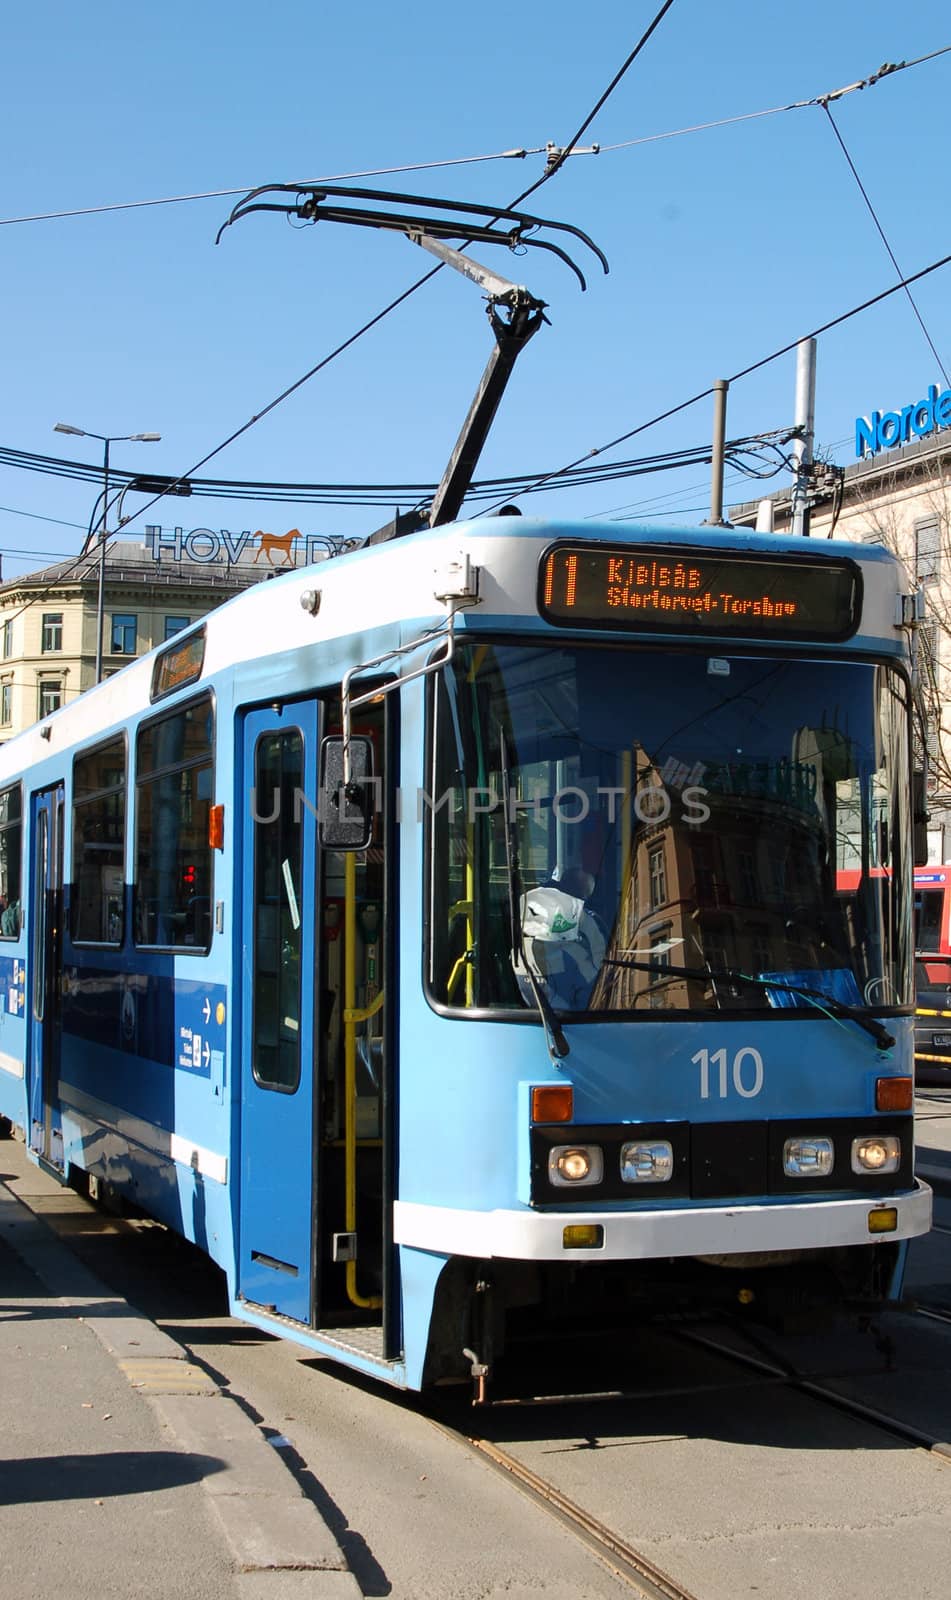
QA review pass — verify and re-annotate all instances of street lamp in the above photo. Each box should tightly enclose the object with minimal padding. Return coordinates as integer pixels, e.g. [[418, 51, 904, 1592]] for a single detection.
[[54, 422, 161, 684]]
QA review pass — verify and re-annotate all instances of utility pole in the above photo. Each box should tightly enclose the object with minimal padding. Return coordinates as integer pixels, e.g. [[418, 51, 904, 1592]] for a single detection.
[[704, 379, 731, 527], [790, 338, 817, 537]]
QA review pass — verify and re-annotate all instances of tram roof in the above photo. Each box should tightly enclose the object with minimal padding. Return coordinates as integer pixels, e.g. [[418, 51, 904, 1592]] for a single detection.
[[0, 517, 909, 775]]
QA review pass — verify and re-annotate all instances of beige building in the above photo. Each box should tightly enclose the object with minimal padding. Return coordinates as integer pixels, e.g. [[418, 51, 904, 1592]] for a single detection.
[[0, 539, 260, 741], [731, 426, 951, 858]]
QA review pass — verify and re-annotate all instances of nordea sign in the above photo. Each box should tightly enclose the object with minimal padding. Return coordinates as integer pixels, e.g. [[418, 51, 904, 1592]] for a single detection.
[[855, 383, 951, 459]]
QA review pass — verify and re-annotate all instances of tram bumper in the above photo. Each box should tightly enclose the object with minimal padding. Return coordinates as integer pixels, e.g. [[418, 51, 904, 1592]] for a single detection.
[[393, 1179, 932, 1262]]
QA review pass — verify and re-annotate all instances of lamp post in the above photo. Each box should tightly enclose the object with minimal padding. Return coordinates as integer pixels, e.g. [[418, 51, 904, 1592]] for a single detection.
[[54, 423, 161, 685]]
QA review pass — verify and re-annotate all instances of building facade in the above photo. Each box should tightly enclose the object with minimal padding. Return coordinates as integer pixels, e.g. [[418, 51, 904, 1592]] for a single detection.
[[731, 427, 951, 861], [0, 540, 260, 741]]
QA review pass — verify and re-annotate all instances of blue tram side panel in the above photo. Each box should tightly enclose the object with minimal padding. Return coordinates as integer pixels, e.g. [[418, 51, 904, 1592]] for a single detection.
[[0, 517, 932, 1393]]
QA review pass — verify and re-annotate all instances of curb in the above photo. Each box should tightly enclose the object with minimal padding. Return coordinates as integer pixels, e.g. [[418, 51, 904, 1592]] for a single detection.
[[0, 1180, 361, 1596]]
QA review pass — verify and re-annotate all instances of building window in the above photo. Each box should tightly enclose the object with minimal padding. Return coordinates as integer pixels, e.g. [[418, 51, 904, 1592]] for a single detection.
[[135, 693, 214, 950], [41, 613, 63, 653], [0, 681, 11, 726], [2, 620, 12, 659], [738, 848, 758, 902], [38, 680, 62, 719], [647, 929, 671, 1008], [916, 518, 941, 585], [164, 615, 189, 641], [72, 736, 126, 944], [648, 844, 667, 910], [111, 613, 137, 655], [0, 784, 22, 938]]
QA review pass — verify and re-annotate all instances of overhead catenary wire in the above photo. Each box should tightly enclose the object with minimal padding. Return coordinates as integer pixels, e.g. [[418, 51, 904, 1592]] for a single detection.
[[819, 101, 951, 389], [7, 30, 946, 617], [477, 246, 951, 515], [0, 6, 680, 631], [2, 43, 948, 230], [43, 3, 681, 532]]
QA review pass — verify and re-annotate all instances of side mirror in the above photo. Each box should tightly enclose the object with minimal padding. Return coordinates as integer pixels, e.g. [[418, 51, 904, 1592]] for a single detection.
[[319, 736, 374, 850], [912, 769, 929, 867]]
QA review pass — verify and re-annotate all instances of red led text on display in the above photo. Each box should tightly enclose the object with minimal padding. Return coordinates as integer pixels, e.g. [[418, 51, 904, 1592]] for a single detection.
[[539, 545, 858, 640]]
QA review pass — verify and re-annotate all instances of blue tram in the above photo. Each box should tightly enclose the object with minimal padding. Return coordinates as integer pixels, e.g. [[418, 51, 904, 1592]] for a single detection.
[[0, 517, 932, 1389]]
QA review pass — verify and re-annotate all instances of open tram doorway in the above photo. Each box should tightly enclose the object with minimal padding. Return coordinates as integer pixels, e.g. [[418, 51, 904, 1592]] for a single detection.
[[27, 783, 65, 1173], [237, 696, 392, 1352]]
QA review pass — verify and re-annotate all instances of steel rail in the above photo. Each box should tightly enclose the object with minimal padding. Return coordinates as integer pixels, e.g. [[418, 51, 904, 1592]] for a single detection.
[[671, 1325, 951, 1463], [428, 1415, 704, 1600]]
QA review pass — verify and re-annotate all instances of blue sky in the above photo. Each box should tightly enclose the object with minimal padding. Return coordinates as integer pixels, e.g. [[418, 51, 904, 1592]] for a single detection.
[[2, 1, 949, 572]]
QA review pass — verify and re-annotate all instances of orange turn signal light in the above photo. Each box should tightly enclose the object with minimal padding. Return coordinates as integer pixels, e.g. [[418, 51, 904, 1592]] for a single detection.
[[875, 1076, 912, 1112], [531, 1084, 574, 1123], [208, 804, 225, 851]]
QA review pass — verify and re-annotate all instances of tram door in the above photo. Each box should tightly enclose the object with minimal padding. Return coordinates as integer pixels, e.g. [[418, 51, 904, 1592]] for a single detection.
[[238, 705, 319, 1323], [27, 784, 65, 1171]]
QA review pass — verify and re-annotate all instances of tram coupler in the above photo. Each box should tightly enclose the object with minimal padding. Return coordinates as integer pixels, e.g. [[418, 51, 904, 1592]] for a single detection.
[[462, 1347, 490, 1406]]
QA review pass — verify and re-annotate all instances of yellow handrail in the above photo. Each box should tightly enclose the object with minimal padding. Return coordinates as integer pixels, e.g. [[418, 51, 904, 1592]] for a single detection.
[[343, 850, 382, 1310]]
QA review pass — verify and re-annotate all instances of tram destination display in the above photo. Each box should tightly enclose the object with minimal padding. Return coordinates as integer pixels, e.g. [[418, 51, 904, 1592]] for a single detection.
[[539, 545, 860, 640]]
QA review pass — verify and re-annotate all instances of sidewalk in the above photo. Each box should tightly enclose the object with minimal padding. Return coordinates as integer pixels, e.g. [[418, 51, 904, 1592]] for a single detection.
[[0, 1143, 360, 1600]]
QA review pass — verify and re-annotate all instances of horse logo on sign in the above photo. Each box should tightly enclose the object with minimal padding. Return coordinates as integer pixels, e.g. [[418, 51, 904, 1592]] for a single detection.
[[253, 528, 300, 567]]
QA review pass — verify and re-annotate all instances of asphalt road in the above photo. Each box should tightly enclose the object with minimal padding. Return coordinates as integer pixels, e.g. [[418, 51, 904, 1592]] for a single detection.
[[5, 1136, 951, 1600]]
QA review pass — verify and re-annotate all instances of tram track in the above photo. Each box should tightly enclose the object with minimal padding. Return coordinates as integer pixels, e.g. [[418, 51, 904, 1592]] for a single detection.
[[427, 1410, 704, 1600], [416, 1305, 951, 1600], [915, 1302, 951, 1330], [14, 1148, 951, 1596], [416, 1301, 951, 1600], [668, 1322, 951, 1461]]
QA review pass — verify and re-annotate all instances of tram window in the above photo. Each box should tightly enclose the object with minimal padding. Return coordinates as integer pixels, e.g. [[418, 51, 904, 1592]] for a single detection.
[[0, 783, 22, 939], [134, 694, 214, 950], [252, 728, 303, 1092], [72, 736, 126, 944]]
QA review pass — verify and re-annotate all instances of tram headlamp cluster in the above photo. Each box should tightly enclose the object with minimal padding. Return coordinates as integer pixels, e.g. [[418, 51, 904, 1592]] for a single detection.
[[548, 1141, 676, 1186], [852, 1135, 901, 1175], [548, 1145, 603, 1187], [620, 1140, 674, 1183], [783, 1137, 835, 1177]]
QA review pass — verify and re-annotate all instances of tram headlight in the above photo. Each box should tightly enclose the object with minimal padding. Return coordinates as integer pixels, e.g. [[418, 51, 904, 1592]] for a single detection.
[[548, 1145, 603, 1187], [851, 1135, 900, 1175], [782, 1137, 834, 1177], [620, 1140, 674, 1183]]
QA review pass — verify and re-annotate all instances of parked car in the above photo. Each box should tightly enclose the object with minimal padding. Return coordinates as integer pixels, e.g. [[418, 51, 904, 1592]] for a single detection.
[[915, 954, 951, 1083]]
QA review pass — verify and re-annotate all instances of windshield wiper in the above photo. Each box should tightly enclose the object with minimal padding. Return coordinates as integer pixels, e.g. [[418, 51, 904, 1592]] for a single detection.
[[498, 729, 569, 1061], [603, 957, 895, 1050]]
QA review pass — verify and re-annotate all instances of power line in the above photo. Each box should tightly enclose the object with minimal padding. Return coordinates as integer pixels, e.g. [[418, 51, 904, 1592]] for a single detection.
[[515, 0, 679, 198], [3, 44, 947, 231], [0, 431, 792, 508], [0, 8, 680, 633], [0, 151, 548, 230], [75, 1, 682, 533], [0, 503, 86, 531], [820, 101, 951, 389], [595, 42, 951, 155], [477, 245, 951, 514]]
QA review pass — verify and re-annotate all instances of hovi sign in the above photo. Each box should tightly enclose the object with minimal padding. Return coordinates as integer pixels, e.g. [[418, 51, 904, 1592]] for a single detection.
[[855, 384, 951, 459], [145, 525, 329, 567]]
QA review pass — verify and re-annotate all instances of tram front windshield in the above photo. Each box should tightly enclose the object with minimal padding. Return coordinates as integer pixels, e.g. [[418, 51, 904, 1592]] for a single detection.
[[428, 643, 912, 1016]]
